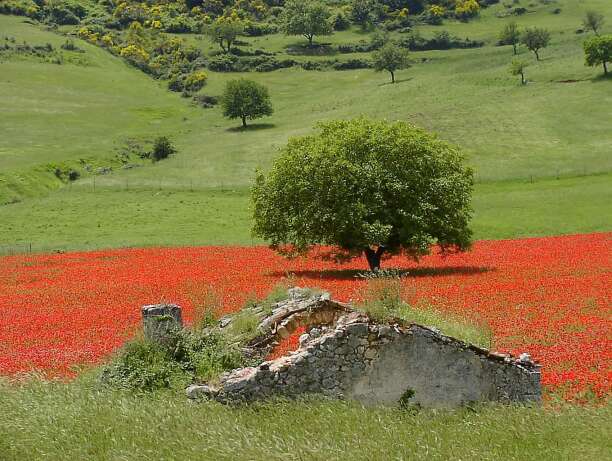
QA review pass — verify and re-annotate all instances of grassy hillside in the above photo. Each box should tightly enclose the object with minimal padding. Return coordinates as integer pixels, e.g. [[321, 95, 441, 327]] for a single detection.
[[1, 0, 611, 252]]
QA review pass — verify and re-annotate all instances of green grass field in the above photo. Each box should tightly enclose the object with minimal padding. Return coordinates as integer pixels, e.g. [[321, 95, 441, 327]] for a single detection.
[[0, 377, 610, 461], [1, 0, 611, 253]]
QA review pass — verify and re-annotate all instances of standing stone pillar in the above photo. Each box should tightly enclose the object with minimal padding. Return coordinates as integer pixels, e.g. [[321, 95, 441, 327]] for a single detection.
[[142, 304, 183, 345]]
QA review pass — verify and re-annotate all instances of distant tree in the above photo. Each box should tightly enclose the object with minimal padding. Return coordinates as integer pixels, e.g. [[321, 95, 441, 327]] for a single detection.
[[583, 35, 612, 75], [151, 136, 177, 162], [521, 27, 550, 61], [509, 58, 529, 85], [252, 118, 473, 272], [583, 11, 605, 36], [208, 15, 244, 53], [499, 22, 520, 55], [281, 0, 333, 47], [372, 42, 410, 83], [351, 0, 377, 30], [221, 79, 273, 128]]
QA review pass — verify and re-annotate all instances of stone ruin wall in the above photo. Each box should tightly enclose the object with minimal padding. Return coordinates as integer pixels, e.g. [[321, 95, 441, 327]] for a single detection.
[[185, 290, 542, 408]]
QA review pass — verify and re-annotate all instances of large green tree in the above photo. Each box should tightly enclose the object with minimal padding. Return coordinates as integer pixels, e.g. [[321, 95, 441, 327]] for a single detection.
[[584, 35, 612, 75], [221, 79, 273, 128], [281, 0, 333, 47], [252, 119, 473, 271]]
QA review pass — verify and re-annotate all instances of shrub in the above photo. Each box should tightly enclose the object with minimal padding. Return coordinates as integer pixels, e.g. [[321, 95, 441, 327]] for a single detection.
[[192, 94, 219, 108], [333, 12, 351, 31], [100, 329, 245, 391], [207, 53, 239, 72], [332, 58, 372, 70], [151, 136, 176, 162], [400, 31, 483, 51], [243, 22, 278, 37]]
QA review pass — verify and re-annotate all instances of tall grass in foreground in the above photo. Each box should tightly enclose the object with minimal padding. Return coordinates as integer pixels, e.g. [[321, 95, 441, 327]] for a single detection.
[[0, 377, 610, 461]]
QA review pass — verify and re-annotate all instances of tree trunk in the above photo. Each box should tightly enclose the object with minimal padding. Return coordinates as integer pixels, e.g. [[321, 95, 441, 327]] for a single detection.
[[241, 115, 247, 128], [534, 49, 540, 61], [306, 34, 314, 47], [390, 71, 395, 83], [364, 246, 386, 272], [512, 43, 517, 55], [520, 70, 525, 85], [604, 61, 608, 75]]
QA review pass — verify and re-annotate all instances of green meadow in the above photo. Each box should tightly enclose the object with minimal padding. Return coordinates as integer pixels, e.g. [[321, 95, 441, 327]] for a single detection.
[[1, 0, 611, 252]]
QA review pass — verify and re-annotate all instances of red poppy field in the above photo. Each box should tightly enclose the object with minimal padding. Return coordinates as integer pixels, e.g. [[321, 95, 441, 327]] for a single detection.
[[0, 233, 610, 401]]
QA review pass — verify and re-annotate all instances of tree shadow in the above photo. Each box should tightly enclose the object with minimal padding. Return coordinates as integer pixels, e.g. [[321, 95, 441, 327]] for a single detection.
[[378, 77, 413, 87], [590, 73, 612, 83], [268, 266, 494, 281], [226, 123, 276, 133]]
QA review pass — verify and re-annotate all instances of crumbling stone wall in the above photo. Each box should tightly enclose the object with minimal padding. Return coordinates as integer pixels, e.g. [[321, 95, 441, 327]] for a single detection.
[[187, 290, 541, 408]]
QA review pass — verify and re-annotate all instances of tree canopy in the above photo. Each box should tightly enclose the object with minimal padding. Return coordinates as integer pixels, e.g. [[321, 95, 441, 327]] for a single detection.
[[208, 14, 244, 53], [521, 27, 550, 61], [221, 79, 273, 128], [252, 118, 474, 271], [584, 35, 612, 75], [372, 42, 410, 83], [281, 0, 333, 47], [499, 22, 520, 55]]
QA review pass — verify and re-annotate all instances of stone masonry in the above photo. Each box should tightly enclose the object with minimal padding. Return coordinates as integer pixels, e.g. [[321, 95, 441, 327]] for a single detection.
[[187, 289, 541, 408]]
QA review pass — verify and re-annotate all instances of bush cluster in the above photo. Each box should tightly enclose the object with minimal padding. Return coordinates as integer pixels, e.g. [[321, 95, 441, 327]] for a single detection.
[[100, 329, 246, 391], [400, 31, 484, 51]]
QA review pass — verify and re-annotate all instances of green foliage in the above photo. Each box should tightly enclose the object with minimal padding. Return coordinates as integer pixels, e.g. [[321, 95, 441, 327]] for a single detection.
[[498, 21, 520, 55], [151, 136, 176, 162], [509, 58, 529, 84], [350, 0, 380, 29], [521, 27, 551, 61], [252, 118, 473, 270], [221, 78, 273, 128], [583, 34, 612, 75], [281, 0, 333, 47], [100, 328, 245, 391], [207, 15, 244, 53], [372, 41, 410, 82], [583, 10, 605, 36]]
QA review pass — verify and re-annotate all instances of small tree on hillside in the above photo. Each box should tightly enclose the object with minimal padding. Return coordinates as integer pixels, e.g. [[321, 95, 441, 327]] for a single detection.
[[208, 15, 244, 53], [221, 79, 273, 128], [521, 27, 550, 61], [151, 136, 177, 162], [372, 42, 410, 83], [252, 118, 473, 272], [509, 58, 529, 85], [584, 35, 612, 75], [281, 0, 333, 47], [499, 22, 520, 55], [583, 11, 605, 36]]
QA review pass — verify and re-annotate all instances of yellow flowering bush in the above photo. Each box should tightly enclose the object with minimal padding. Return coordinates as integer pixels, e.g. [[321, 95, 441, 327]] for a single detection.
[[455, 0, 480, 19]]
